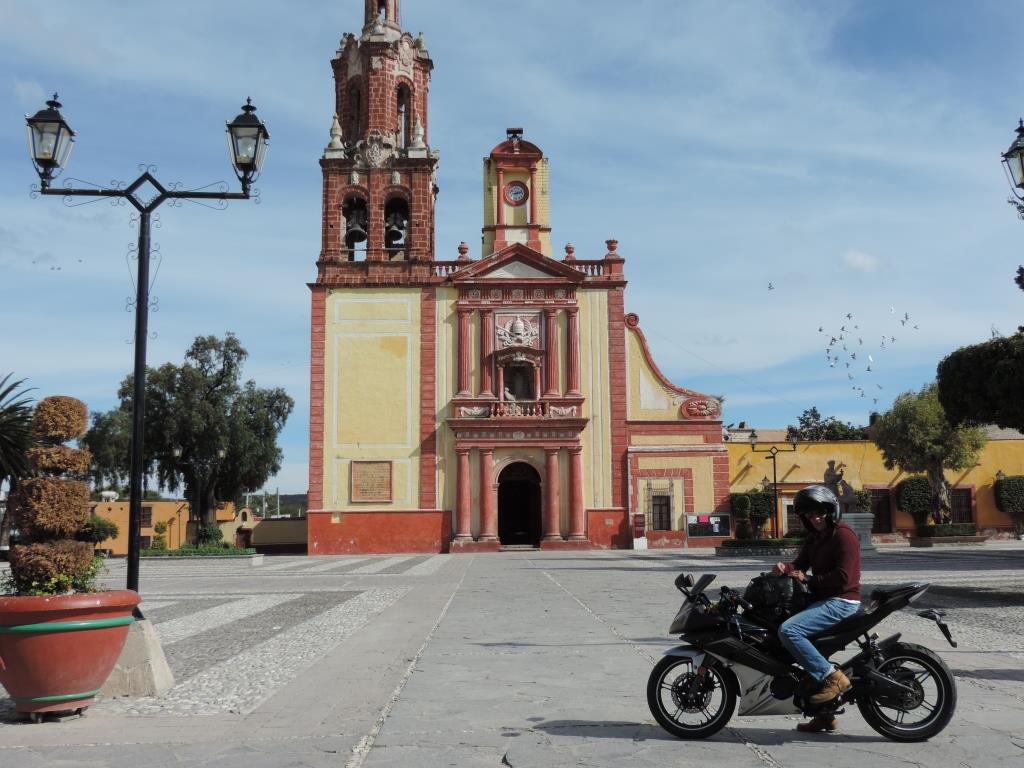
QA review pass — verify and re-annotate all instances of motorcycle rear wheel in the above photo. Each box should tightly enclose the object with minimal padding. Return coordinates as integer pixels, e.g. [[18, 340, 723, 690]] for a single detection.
[[647, 655, 738, 739], [856, 642, 957, 742]]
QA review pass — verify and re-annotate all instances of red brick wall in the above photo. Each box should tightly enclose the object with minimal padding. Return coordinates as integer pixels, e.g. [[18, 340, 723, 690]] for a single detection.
[[308, 288, 327, 512], [308, 510, 451, 554], [587, 508, 630, 549], [419, 288, 437, 508]]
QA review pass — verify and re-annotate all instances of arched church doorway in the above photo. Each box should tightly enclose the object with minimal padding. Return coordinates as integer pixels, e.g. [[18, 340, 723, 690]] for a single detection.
[[497, 462, 542, 546]]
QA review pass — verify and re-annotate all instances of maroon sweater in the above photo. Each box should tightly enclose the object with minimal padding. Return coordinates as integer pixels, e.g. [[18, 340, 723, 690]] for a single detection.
[[785, 522, 861, 602]]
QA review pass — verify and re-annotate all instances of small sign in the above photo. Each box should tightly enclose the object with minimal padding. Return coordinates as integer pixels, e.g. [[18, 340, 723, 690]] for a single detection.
[[351, 461, 393, 502]]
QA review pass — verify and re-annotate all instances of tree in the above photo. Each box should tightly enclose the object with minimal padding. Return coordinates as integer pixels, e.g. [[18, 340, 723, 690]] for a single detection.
[[871, 384, 986, 525], [0, 374, 35, 549], [786, 407, 867, 442], [86, 334, 294, 526], [937, 333, 1024, 432], [81, 408, 132, 491]]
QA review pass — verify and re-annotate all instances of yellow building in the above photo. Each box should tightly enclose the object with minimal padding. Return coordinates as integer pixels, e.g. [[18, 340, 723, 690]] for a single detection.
[[726, 427, 1024, 539], [90, 500, 237, 555]]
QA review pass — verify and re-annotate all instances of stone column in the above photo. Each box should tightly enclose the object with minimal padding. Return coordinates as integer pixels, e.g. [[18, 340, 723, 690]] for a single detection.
[[533, 365, 542, 402], [479, 448, 497, 541], [455, 447, 472, 541], [457, 308, 472, 396], [496, 168, 505, 226], [529, 165, 538, 225], [544, 448, 562, 541], [566, 307, 581, 396], [568, 446, 585, 540], [480, 309, 494, 397], [544, 308, 559, 396], [496, 365, 505, 403]]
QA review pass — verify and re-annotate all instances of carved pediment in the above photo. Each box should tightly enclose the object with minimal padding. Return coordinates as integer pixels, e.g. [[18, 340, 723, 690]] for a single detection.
[[449, 243, 585, 284]]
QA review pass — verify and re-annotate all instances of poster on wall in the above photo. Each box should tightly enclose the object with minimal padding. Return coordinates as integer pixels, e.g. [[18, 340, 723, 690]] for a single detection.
[[686, 514, 730, 537]]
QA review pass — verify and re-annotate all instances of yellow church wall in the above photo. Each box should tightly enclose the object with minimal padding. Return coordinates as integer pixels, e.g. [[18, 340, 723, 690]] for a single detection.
[[505, 170, 530, 227], [324, 288, 421, 510], [578, 289, 613, 510], [435, 288, 458, 513], [625, 330, 682, 421], [727, 439, 1022, 532], [631, 435, 704, 446], [637, 456, 717, 513]]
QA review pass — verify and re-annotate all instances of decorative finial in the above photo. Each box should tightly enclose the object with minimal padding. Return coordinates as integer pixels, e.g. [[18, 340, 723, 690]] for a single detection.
[[327, 114, 344, 150], [457, 241, 470, 260], [415, 32, 426, 49], [564, 243, 575, 260], [605, 239, 619, 254]]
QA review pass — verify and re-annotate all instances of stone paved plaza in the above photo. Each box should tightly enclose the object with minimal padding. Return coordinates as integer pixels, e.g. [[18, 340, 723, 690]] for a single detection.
[[1, 545, 1022, 767]]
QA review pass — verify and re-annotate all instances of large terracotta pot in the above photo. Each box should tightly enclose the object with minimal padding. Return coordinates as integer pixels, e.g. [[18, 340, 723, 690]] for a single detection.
[[0, 590, 140, 714]]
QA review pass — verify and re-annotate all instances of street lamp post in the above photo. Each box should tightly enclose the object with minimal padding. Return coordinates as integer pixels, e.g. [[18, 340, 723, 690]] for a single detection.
[[26, 95, 269, 593], [1002, 120, 1024, 218], [749, 431, 798, 538]]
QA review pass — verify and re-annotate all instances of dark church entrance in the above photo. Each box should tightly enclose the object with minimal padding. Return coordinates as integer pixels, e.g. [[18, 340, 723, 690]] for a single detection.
[[497, 462, 542, 547]]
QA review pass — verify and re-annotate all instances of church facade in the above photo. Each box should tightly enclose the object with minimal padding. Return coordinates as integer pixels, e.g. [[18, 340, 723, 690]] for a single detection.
[[307, 0, 731, 554]]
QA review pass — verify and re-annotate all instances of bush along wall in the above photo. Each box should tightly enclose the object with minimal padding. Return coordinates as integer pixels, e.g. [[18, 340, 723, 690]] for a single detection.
[[994, 475, 1024, 534], [915, 523, 977, 538], [730, 491, 776, 538], [896, 476, 932, 527]]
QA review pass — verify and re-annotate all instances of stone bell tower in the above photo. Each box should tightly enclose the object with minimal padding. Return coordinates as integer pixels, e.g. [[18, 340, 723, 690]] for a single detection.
[[318, 0, 439, 266]]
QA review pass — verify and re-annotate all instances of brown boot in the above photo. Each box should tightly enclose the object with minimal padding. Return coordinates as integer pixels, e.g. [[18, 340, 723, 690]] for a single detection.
[[796, 715, 838, 733], [808, 669, 852, 705]]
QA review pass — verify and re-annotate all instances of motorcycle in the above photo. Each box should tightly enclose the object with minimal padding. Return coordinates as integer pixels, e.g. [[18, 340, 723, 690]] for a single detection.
[[647, 572, 958, 742]]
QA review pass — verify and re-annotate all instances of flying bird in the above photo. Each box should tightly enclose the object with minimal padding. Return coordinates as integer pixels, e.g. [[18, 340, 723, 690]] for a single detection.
[[768, 282, 774, 290], [846, 313, 853, 319]]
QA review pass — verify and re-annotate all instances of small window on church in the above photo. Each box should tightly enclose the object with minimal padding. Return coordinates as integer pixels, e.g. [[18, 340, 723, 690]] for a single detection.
[[378, 0, 388, 20], [397, 85, 411, 148], [347, 83, 362, 140], [384, 197, 409, 259], [505, 364, 534, 401], [342, 196, 368, 260]]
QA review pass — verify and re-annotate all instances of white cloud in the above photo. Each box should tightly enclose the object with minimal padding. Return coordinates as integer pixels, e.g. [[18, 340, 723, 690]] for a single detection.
[[12, 78, 45, 107], [842, 248, 880, 273]]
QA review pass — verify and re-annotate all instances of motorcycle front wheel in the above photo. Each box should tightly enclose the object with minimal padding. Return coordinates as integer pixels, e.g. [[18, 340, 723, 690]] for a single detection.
[[856, 642, 957, 742], [647, 655, 738, 739]]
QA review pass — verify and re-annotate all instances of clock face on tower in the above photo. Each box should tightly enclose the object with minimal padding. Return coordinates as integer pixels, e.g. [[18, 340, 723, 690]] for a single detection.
[[504, 181, 529, 206]]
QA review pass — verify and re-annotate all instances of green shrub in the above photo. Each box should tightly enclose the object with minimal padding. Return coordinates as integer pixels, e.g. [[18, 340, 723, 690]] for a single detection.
[[720, 537, 803, 548], [142, 546, 255, 557], [854, 489, 872, 515], [731, 494, 752, 520], [78, 514, 120, 544], [994, 475, 1024, 534], [915, 523, 976, 538], [195, 524, 224, 546], [896, 476, 932, 526], [734, 520, 754, 540]]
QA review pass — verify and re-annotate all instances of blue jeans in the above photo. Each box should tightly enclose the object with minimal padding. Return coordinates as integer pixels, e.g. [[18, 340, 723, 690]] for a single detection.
[[778, 598, 861, 681]]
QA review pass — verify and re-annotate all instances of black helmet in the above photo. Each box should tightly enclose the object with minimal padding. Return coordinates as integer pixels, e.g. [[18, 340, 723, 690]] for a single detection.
[[793, 485, 841, 529]]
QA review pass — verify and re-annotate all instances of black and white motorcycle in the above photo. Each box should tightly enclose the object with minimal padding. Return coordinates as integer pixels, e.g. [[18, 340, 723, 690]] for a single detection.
[[647, 572, 958, 742]]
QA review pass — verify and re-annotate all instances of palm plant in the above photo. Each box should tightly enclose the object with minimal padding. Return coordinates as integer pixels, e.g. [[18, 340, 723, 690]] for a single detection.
[[0, 374, 35, 548]]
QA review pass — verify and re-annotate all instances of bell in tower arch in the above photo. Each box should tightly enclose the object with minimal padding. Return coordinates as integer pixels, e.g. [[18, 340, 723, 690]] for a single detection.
[[342, 196, 368, 258], [384, 197, 409, 260]]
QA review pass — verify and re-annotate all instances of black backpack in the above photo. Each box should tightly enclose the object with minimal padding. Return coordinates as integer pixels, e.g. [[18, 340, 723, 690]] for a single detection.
[[742, 574, 812, 622]]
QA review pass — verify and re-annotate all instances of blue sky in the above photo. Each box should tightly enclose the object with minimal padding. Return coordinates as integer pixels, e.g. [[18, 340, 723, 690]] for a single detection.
[[1, 1, 1022, 494]]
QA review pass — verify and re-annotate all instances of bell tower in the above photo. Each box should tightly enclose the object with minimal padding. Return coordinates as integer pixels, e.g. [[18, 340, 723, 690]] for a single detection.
[[318, 0, 439, 267]]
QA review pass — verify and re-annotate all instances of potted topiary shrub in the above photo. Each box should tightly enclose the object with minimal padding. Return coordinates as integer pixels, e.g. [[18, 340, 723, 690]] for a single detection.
[[732, 494, 753, 540], [0, 396, 139, 720]]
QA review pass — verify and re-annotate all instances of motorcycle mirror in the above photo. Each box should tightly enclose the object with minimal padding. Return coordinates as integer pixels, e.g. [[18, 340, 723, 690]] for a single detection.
[[674, 573, 694, 591]]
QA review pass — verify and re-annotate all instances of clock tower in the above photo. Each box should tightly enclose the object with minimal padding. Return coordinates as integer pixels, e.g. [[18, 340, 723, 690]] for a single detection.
[[482, 128, 552, 257]]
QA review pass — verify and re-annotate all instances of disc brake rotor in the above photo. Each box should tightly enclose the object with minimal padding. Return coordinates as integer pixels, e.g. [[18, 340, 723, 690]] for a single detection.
[[671, 672, 716, 713]]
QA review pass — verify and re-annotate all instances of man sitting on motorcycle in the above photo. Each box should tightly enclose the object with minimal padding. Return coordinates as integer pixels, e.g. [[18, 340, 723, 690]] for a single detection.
[[772, 484, 862, 733]]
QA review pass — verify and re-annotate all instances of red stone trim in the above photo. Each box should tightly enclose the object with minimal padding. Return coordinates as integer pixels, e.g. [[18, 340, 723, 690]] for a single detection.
[[419, 288, 437, 508], [624, 313, 715, 401], [607, 289, 629, 509], [308, 287, 328, 512]]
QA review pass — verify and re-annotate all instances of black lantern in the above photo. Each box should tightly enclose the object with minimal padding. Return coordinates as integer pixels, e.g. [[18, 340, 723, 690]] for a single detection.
[[25, 94, 75, 187], [1002, 120, 1024, 196], [226, 98, 269, 188]]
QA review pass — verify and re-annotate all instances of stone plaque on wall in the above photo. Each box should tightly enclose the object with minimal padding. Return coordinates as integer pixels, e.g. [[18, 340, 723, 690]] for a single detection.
[[351, 461, 393, 502]]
